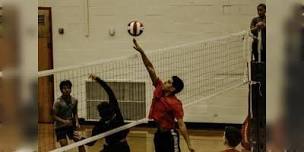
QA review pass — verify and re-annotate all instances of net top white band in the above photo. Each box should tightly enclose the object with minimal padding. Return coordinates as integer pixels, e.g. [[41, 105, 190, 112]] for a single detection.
[[38, 31, 249, 78]]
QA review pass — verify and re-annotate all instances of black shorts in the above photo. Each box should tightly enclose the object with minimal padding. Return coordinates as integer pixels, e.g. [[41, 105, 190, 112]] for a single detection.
[[101, 141, 130, 152], [55, 126, 75, 141], [154, 129, 180, 152]]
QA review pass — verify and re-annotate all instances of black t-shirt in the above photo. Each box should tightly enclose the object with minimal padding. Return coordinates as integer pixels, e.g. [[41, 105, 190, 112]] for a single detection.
[[92, 116, 129, 144], [250, 16, 266, 48], [88, 78, 129, 146]]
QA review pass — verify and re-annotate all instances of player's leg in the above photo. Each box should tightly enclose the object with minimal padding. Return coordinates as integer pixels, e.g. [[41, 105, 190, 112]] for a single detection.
[[55, 127, 69, 147], [58, 138, 68, 147], [68, 127, 86, 152], [154, 130, 171, 152], [169, 129, 181, 152], [77, 144, 86, 152], [153, 131, 162, 152], [120, 141, 130, 152]]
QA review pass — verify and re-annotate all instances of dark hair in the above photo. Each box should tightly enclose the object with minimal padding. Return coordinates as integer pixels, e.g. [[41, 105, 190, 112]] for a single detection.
[[257, 3, 266, 10], [97, 102, 114, 119], [225, 126, 242, 148], [59, 80, 72, 91], [172, 76, 184, 94]]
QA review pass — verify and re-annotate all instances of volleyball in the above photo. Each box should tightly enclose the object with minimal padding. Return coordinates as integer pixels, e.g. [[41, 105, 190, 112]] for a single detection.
[[127, 20, 144, 37]]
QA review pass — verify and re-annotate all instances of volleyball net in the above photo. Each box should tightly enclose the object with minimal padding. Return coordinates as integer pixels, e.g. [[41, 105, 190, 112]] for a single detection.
[[37, 31, 251, 152]]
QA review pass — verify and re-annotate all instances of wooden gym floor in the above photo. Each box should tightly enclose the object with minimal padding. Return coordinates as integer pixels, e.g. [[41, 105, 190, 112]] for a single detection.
[[38, 123, 244, 152]]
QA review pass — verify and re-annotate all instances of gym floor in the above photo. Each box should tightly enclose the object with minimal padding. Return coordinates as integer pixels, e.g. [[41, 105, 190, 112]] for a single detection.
[[38, 123, 244, 152]]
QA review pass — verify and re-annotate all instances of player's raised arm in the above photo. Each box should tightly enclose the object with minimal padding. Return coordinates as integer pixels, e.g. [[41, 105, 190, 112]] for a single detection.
[[132, 38, 158, 86], [89, 74, 123, 120]]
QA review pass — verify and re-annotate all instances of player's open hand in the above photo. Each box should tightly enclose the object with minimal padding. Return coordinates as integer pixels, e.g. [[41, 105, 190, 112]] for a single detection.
[[256, 21, 265, 29], [132, 38, 143, 53], [89, 74, 97, 80], [63, 119, 73, 127]]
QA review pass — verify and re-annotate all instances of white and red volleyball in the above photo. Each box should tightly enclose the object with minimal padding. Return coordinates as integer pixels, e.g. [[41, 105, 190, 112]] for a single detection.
[[127, 21, 144, 37]]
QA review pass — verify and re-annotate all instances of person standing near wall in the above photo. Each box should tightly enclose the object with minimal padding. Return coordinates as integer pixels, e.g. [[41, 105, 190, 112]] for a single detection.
[[52, 80, 86, 152], [250, 3, 266, 62]]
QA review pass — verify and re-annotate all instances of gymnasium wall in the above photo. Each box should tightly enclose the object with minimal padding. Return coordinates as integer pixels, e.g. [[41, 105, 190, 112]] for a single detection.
[[38, 0, 265, 67], [38, 0, 265, 123]]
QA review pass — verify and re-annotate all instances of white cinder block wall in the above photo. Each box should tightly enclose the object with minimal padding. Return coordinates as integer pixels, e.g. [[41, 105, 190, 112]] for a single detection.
[[39, 0, 265, 67], [39, 0, 265, 123]]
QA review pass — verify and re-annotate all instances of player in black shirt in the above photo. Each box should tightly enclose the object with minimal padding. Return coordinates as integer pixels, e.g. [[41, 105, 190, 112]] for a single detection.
[[250, 3, 266, 62], [86, 74, 130, 152]]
